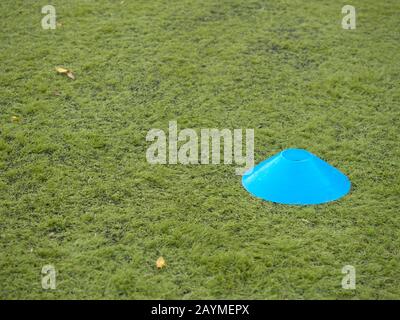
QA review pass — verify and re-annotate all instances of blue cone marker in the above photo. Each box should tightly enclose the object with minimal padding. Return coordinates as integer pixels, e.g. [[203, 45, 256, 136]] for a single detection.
[[242, 148, 351, 205]]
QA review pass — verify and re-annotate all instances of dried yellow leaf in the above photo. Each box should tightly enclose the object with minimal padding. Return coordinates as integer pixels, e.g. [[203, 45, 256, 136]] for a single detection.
[[66, 71, 75, 80], [55, 67, 69, 74], [55, 67, 75, 80], [11, 116, 20, 123], [156, 257, 166, 269]]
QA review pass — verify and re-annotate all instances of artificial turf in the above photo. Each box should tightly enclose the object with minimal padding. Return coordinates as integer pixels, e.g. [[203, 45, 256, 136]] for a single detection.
[[0, 0, 399, 299]]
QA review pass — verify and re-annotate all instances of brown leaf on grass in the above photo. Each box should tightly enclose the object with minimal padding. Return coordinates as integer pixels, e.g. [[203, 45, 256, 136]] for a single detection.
[[156, 257, 166, 269], [55, 67, 75, 80]]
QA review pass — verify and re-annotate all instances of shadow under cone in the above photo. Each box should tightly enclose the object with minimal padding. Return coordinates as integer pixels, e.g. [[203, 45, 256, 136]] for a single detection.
[[242, 149, 351, 205]]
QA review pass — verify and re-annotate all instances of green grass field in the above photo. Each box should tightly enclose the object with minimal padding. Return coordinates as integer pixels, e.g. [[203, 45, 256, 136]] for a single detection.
[[1, 0, 399, 299]]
